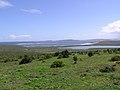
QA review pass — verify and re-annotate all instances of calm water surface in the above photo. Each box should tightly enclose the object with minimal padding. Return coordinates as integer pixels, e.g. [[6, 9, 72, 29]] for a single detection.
[[65, 46, 120, 50]]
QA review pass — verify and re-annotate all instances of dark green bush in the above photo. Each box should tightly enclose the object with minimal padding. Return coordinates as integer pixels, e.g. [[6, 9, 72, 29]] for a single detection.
[[19, 55, 32, 65], [50, 61, 64, 68], [39, 54, 52, 60], [44, 54, 52, 59], [73, 56, 78, 64], [57, 50, 70, 59], [88, 52, 94, 57], [99, 65, 115, 73], [110, 56, 120, 61], [54, 52, 60, 57], [61, 50, 69, 58], [1, 58, 17, 63], [57, 54, 63, 59]]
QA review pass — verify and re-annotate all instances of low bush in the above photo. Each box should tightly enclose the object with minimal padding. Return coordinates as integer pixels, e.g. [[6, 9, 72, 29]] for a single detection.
[[57, 54, 63, 59], [88, 52, 94, 57], [54, 52, 60, 57], [99, 64, 115, 73], [50, 61, 64, 68], [19, 55, 32, 65], [61, 50, 70, 58], [39, 54, 52, 61], [44, 54, 52, 59], [57, 50, 70, 59], [110, 55, 120, 61], [73, 55, 78, 64], [0, 58, 17, 63]]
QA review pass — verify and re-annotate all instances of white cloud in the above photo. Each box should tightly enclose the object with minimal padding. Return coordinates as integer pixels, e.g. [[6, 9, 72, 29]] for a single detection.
[[21, 9, 42, 14], [101, 20, 120, 34], [67, 20, 120, 40], [0, 0, 13, 8], [8, 34, 32, 39], [100, 20, 120, 39]]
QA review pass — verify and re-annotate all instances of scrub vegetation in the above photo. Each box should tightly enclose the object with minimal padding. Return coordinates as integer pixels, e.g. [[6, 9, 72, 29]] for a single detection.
[[1, 45, 120, 90]]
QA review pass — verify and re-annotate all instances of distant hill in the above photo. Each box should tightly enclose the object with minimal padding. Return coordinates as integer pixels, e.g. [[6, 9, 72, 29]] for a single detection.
[[0, 39, 120, 47], [93, 40, 120, 46]]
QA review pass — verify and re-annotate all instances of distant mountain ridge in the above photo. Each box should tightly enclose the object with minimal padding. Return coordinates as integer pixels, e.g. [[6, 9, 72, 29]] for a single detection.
[[0, 39, 120, 47], [93, 40, 120, 46]]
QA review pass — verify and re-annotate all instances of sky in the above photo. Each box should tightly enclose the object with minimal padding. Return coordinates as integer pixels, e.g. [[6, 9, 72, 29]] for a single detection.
[[1, 0, 120, 42]]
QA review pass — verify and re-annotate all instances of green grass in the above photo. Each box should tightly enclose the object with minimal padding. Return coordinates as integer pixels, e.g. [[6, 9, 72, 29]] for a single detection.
[[0, 46, 120, 90]]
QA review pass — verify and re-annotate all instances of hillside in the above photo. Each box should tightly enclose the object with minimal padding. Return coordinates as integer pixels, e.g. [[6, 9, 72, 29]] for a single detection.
[[1, 46, 120, 89], [93, 40, 120, 46]]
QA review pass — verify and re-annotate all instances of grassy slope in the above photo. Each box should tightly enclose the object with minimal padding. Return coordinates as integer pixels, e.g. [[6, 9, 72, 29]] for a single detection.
[[1, 52, 120, 90]]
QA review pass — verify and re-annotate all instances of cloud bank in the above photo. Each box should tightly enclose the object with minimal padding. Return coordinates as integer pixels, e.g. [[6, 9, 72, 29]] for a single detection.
[[8, 34, 32, 39], [100, 20, 120, 39], [68, 20, 120, 40], [0, 0, 13, 8], [21, 9, 42, 14], [101, 20, 120, 34]]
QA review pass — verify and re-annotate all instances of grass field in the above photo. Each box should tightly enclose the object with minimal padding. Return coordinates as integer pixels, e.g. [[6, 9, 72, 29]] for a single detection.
[[1, 45, 120, 90]]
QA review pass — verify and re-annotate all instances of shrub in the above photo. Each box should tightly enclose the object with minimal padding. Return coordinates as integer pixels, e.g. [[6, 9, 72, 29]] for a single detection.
[[44, 54, 52, 59], [39, 55, 46, 60], [50, 61, 64, 68], [19, 56, 22, 59], [57, 54, 63, 59], [2, 58, 17, 63], [110, 56, 120, 61], [73, 56, 78, 64], [54, 52, 60, 57], [61, 50, 69, 58], [39, 54, 52, 60], [99, 64, 115, 73], [88, 52, 93, 57], [19, 55, 32, 65], [57, 50, 70, 59]]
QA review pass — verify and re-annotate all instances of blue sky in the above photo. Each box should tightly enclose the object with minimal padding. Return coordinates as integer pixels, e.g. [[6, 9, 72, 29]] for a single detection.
[[1, 0, 120, 41]]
